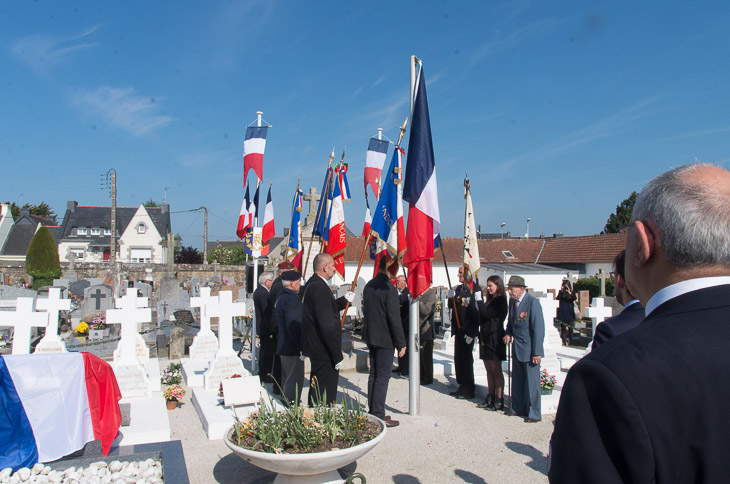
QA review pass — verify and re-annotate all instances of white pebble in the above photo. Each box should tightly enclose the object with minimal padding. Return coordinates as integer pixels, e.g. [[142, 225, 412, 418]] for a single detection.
[[1, 468, 12, 481], [31, 464, 44, 475], [16, 468, 30, 482], [108, 462, 122, 473], [41, 466, 51, 476]]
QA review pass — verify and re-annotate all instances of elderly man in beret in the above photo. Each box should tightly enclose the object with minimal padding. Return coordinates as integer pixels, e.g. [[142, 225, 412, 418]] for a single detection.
[[503, 275, 545, 422], [275, 270, 305, 405]]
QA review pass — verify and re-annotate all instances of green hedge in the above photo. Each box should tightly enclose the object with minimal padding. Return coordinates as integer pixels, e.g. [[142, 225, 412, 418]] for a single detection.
[[26, 226, 61, 289], [574, 276, 614, 299]]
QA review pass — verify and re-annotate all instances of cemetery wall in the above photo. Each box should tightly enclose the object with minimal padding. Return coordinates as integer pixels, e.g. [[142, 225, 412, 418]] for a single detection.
[[0, 261, 251, 287]]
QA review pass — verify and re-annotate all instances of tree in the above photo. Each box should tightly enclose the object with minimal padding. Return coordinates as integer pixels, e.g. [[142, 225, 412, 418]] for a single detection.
[[3, 201, 57, 223], [602, 191, 637, 234], [209, 245, 249, 265], [26, 226, 62, 289], [144, 198, 160, 207], [175, 246, 203, 264], [574, 276, 614, 299]]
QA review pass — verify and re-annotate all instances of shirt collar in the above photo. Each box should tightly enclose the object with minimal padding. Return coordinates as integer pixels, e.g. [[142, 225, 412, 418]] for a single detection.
[[645, 276, 730, 316], [624, 299, 640, 308]]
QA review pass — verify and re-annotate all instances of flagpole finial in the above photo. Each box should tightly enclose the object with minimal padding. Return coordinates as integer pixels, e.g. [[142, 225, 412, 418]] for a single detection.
[[396, 117, 408, 146]]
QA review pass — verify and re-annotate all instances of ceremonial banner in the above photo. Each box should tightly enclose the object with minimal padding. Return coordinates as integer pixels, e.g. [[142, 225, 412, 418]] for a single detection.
[[371, 146, 406, 277], [286, 188, 304, 263], [335, 162, 351, 203], [463, 177, 480, 278], [364, 137, 389, 199], [312, 168, 333, 238], [0, 353, 121, 471], [236, 184, 251, 239], [243, 126, 268, 186], [325, 178, 347, 278], [403, 65, 440, 298], [362, 195, 372, 236], [262, 185, 275, 244]]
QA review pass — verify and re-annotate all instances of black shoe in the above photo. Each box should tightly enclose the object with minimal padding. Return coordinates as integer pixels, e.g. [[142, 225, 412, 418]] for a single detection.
[[477, 394, 494, 409], [493, 397, 504, 411], [455, 391, 475, 400], [524, 418, 541, 423], [448, 387, 463, 396], [392, 367, 402, 373], [486, 395, 497, 411]]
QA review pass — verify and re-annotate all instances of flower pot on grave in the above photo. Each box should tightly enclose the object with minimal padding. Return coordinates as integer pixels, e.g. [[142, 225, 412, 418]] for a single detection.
[[541, 388, 553, 396], [166, 400, 179, 410], [224, 415, 386, 484]]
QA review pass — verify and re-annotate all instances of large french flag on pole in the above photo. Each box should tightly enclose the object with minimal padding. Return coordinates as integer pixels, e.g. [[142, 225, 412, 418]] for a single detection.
[[0, 353, 122, 471], [371, 147, 406, 277], [236, 184, 251, 239], [403, 64, 440, 298], [286, 188, 303, 268], [364, 138, 389, 199], [312, 168, 333, 238], [325, 178, 347, 278], [362, 194, 372, 237], [243, 127, 268, 187], [261, 185, 275, 244]]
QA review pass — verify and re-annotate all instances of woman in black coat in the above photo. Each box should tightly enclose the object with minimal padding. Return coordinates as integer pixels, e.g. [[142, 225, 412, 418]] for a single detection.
[[556, 279, 577, 346], [475, 275, 508, 411]]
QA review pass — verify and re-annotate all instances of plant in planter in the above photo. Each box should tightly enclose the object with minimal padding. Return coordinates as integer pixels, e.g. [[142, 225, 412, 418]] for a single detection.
[[161, 363, 183, 386], [163, 384, 186, 409], [225, 391, 387, 483], [90, 314, 107, 330], [540, 369, 557, 395], [75, 321, 89, 336]]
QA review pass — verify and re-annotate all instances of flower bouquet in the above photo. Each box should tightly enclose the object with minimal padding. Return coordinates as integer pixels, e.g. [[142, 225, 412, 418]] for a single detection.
[[90, 315, 107, 330], [161, 363, 183, 385], [540, 368, 557, 394], [163, 384, 186, 409], [75, 321, 89, 336]]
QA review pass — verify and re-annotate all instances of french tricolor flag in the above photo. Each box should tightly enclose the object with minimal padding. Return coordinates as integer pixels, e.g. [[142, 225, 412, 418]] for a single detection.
[[0, 353, 122, 471], [364, 137, 389, 199], [403, 64, 440, 298], [243, 126, 268, 187], [261, 185, 275, 244], [362, 195, 372, 237], [236, 184, 252, 239]]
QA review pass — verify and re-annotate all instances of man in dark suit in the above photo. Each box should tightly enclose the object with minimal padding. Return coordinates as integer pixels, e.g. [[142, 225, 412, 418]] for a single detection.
[[448, 266, 479, 399], [549, 163, 730, 482], [301, 253, 354, 405], [417, 287, 437, 385], [275, 270, 304, 406], [362, 258, 406, 427], [591, 249, 645, 351], [503, 275, 544, 422], [254, 271, 277, 387], [393, 275, 410, 376]]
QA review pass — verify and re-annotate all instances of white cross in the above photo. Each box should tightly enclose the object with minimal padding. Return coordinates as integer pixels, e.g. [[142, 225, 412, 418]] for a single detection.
[[208, 290, 247, 357], [586, 297, 613, 338], [36, 288, 71, 337], [106, 292, 152, 366], [0, 297, 48, 354], [191, 287, 217, 335]]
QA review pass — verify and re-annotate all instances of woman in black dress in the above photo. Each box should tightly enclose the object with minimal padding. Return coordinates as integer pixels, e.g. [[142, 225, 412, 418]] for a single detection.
[[556, 279, 577, 346], [475, 275, 508, 411]]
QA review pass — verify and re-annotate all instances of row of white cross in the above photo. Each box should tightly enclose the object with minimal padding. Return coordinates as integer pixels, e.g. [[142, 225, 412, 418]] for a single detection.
[[0, 287, 248, 361]]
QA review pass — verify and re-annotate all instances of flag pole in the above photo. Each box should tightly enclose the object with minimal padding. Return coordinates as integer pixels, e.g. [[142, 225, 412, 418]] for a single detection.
[[322, 148, 346, 255], [303, 149, 334, 277], [341, 119, 408, 327]]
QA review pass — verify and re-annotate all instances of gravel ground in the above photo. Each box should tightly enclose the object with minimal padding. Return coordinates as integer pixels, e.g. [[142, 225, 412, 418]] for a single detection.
[[164, 357, 553, 484]]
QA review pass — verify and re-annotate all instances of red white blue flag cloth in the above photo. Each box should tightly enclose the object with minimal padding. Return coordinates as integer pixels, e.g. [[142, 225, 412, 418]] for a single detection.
[[362, 194, 372, 236], [243, 126, 268, 187], [403, 64, 440, 298], [312, 167, 333, 239], [370, 146, 406, 278], [286, 188, 304, 270], [0, 353, 122, 471], [261, 185, 275, 244], [335, 162, 351, 203], [364, 137, 389, 199], [236, 184, 252, 239], [325, 176, 347, 278]]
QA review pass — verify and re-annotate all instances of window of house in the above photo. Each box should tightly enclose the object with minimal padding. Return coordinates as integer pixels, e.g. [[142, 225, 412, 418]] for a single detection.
[[77, 228, 88, 235], [137, 223, 147, 234], [71, 248, 85, 259], [90, 228, 101, 235], [130, 248, 152, 263], [103, 229, 112, 235], [502, 250, 515, 259]]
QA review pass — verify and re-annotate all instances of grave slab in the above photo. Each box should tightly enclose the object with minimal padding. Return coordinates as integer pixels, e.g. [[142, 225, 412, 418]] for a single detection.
[[190, 382, 274, 440], [114, 392, 171, 446], [181, 357, 210, 388]]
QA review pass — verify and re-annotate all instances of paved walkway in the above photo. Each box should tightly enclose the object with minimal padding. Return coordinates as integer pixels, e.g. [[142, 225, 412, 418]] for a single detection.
[[166, 355, 555, 483]]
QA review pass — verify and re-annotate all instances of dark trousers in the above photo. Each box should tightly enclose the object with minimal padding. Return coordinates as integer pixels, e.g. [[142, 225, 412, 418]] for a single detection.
[[454, 334, 475, 393], [397, 319, 409, 373], [279, 355, 304, 406], [258, 335, 281, 389], [420, 339, 434, 384], [512, 359, 541, 420], [308, 358, 339, 406], [367, 346, 394, 419]]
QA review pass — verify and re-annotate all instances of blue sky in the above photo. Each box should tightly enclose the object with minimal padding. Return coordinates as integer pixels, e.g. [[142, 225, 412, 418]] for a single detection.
[[2, 1, 729, 249]]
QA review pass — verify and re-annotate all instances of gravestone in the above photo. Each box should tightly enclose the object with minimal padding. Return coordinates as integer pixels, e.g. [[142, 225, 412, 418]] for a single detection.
[[107, 293, 153, 398], [156, 291, 191, 323], [0, 298, 48, 354], [203, 291, 249, 391], [134, 282, 152, 300], [69, 280, 91, 298], [35, 287, 72, 353], [586, 297, 613, 340], [169, 327, 186, 359], [0, 285, 37, 301], [53, 279, 70, 289], [577, 290, 590, 319], [82, 285, 114, 316], [89, 278, 103, 287], [159, 277, 181, 301], [189, 287, 219, 360]]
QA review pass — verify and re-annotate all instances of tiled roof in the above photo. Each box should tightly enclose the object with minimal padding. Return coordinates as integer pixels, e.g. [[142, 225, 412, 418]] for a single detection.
[[0, 225, 38, 256], [59, 202, 171, 242], [536, 234, 623, 263]]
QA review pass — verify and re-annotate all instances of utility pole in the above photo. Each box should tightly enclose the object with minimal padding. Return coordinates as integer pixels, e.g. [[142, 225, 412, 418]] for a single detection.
[[111, 170, 117, 265], [203, 206, 208, 264]]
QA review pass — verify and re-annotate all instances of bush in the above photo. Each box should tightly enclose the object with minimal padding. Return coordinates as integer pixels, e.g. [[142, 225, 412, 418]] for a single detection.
[[574, 276, 614, 299], [25, 226, 61, 289]]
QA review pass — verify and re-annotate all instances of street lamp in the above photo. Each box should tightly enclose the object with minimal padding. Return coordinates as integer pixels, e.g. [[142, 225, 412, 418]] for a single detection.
[[500, 222, 506, 239], [526, 218, 531, 239]]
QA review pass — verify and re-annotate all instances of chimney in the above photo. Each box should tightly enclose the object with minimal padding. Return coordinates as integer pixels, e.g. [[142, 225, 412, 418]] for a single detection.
[[160, 201, 169, 214], [67, 201, 77, 212]]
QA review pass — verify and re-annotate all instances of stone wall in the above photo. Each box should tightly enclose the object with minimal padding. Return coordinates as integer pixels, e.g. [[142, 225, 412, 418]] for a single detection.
[[0, 261, 260, 287]]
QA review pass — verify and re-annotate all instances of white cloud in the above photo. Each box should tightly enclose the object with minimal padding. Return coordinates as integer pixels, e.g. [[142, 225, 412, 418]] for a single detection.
[[71, 86, 175, 136], [11, 26, 99, 73]]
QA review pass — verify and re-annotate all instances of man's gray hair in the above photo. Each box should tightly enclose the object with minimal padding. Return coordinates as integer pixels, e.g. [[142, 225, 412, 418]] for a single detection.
[[631, 162, 730, 266], [258, 271, 274, 285], [282, 279, 293, 288]]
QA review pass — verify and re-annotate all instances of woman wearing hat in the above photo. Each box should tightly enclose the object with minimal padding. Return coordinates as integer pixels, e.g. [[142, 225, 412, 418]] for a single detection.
[[474, 275, 508, 410]]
